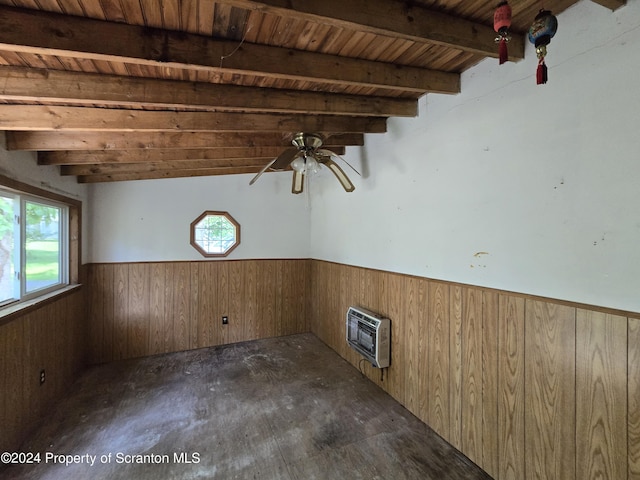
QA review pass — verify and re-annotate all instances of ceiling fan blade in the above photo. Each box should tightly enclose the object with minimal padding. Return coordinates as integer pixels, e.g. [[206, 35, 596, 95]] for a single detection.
[[317, 149, 361, 176], [249, 157, 277, 185], [271, 148, 300, 171], [291, 169, 305, 194], [322, 158, 355, 192]]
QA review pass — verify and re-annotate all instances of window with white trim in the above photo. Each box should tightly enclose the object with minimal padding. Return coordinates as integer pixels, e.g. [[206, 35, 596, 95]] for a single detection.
[[0, 187, 70, 307]]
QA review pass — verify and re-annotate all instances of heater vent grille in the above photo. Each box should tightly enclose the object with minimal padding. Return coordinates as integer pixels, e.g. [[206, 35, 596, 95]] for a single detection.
[[346, 306, 390, 368]]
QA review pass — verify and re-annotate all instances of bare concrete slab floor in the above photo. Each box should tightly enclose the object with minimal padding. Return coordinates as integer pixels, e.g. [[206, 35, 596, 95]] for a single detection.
[[1, 333, 492, 480]]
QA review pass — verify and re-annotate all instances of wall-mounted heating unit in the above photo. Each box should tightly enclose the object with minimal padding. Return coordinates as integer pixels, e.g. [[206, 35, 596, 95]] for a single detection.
[[346, 306, 390, 368]]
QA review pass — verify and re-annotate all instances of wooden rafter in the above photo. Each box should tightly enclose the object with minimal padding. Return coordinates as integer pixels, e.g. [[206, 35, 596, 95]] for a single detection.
[[38, 147, 346, 165], [60, 159, 276, 176], [0, 6, 460, 95], [0, 105, 386, 134], [77, 166, 267, 183], [7, 131, 364, 151], [0, 66, 422, 116], [589, 0, 626, 10], [215, 0, 525, 60]]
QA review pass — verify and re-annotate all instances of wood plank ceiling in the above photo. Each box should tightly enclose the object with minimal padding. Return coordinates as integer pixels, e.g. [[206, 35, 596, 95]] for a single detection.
[[0, 0, 623, 183]]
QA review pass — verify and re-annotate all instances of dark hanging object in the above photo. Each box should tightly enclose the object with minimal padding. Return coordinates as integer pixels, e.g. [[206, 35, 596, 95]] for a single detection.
[[528, 9, 558, 84], [493, 1, 512, 65]]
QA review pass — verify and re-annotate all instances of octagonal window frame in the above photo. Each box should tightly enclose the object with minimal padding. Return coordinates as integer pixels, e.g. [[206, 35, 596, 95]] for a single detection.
[[190, 210, 240, 258]]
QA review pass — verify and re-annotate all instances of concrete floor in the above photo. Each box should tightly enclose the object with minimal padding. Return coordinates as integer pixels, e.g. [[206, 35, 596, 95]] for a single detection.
[[2, 333, 492, 479]]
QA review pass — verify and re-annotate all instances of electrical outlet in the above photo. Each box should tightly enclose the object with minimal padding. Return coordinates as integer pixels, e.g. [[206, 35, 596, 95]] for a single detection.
[[222, 315, 228, 325], [39, 369, 45, 385]]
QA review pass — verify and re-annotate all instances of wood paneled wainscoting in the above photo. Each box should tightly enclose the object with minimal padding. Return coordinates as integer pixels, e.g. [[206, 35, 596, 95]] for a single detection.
[[0, 288, 86, 453], [87, 259, 310, 364], [309, 260, 640, 480]]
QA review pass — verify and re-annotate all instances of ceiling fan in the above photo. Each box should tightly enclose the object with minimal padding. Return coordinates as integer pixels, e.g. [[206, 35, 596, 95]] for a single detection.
[[249, 132, 359, 194]]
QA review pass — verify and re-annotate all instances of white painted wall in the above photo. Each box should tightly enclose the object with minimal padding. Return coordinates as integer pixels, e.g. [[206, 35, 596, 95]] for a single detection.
[[0, 133, 90, 262], [87, 171, 311, 263], [310, 0, 640, 313]]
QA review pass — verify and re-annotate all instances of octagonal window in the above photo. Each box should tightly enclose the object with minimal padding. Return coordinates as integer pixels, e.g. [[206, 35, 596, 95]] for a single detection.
[[190, 211, 240, 257]]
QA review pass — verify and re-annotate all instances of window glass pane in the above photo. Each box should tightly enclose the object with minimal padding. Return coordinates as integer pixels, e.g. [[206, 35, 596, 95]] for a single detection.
[[190, 211, 239, 257], [195, 215, 236, 254], [0, 194, 16, 303], [25, 201, 61, 293]]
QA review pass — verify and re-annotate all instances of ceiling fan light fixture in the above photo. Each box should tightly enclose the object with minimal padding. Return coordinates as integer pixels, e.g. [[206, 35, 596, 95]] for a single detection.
[[306, 155, 320, 174], [291, 155, 306, 173], [249, 132, 359, 194]]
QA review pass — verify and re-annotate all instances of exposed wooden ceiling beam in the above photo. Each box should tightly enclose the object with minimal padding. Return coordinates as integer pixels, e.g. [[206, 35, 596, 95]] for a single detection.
[[77, 166, 266, 183], [38, 147, 346, 165], [0, 66, 421, 117], [7, 131, 364, 151], [0, 6, 459, 95], [216, 0, 525, 60], [61, 159, 276, 176], [0, 105, 386, 134], [590, 0, 626, 10]]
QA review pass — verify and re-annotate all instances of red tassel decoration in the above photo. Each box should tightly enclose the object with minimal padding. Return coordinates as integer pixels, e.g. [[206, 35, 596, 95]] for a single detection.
[[494, 2, 512, 65], [536, 59, 548, 85], [498, 38, 508, 65]]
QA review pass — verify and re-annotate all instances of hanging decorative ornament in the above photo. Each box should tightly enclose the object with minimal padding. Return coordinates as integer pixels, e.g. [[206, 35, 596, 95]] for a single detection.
[[493, 1, 512, 65], [528, 9, 558, 85]]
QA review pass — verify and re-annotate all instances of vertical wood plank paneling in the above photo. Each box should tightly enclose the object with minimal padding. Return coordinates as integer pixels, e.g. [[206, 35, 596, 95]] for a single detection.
[[498, 294, 526, 480], [415, 278, 429, 425], [113, 263, 128, 360], [428, 281, 448, 437], [342, 265, 364, 361], [149, 263, 166, 354], [23, 310, 43, 423], [257, 260, 275, 339], [366, 269, 386, 388], [102, 265, 114, 361], [278, 260, 296, 335], [461, 287, 483, 466], [482, 291, 499, 478], [338, 260, 360, 358], [403, 276, 422, 419], [525, 300, 576, 480], [87, 264, 104, 364], [128, 263, 149, 358], [449, 284, 463, 450], [630, 317, 640, 480], [274, 260, 284, 337], [0, 289, 85, 452], [1, 319, 23, 452], [386, 272, 405, 405], [190, 262, 200, 348], [576, 310, 627, 480], [309, 261, 324, 344], [193, 262, 204, 348], [163, 263, 176, 352], [173, 263, 191, 351], [194, 262, 207, 348], [50, 300, 64, 396], [299, 259, 311, 333], [216, 261, 230, 346], [243, 260, 258, 341], [227, 260, 244, 344], [330, 262, 343, 351], [0, 323, 8, 451]]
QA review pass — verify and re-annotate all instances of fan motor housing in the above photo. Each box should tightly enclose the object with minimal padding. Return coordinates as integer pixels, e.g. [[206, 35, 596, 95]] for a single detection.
[[292, 132, 323, 151]]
